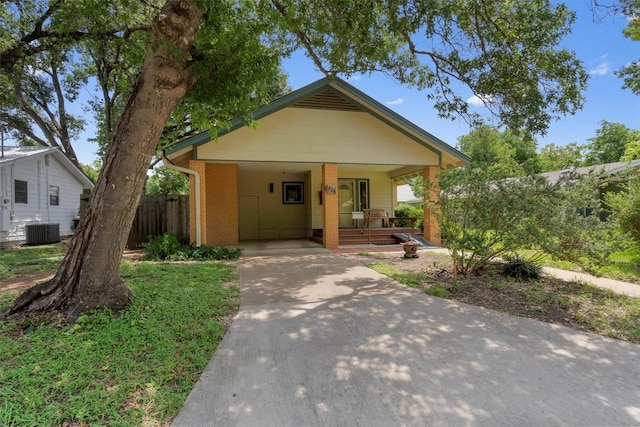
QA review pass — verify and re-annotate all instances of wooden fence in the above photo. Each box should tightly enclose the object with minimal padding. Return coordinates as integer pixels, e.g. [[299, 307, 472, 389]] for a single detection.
[[126, 195, 189, 248]]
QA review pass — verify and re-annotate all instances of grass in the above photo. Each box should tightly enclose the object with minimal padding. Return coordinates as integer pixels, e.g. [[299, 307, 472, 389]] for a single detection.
[[0, 260, 239, 426], [516, 248, 640, 284], [369, 261, 640, 344], [0, 243, 68, 279], [367, 262, 427, 288], [591, 248, 640, 283]]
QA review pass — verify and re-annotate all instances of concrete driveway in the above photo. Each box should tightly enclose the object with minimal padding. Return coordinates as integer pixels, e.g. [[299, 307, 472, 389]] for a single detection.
[[173, 251, 640, 426]]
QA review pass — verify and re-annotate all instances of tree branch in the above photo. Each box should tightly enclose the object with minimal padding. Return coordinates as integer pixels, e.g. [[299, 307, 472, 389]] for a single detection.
[[13, 86, 59, 148], [0, 25, 149, 71], [270, 0, 332, 76], [0, 113, 49, 147]]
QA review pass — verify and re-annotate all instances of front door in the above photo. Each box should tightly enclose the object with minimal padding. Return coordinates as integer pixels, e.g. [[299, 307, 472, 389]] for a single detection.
[[239, 195, 260, 240], [338, 180, 355, 228]]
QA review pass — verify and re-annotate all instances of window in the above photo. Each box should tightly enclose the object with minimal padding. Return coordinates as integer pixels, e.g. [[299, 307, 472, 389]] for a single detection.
[[49, 185, 59, 206], [15, 180, 27, 204]]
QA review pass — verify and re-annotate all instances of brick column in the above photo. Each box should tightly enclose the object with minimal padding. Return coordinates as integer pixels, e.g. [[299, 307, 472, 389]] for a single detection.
[[322, 164, 339, 249], [423, 166, 441, 246], [188, 160, 207, 245], [205, 163, 238, 246]]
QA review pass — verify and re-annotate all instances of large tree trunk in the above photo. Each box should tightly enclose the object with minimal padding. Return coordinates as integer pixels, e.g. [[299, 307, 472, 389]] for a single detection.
[[2, 0, 203, 322]]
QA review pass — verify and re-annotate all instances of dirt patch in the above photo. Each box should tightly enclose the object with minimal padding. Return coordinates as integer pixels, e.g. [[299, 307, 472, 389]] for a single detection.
[[0, 269, 55, 294], [343, 249, 635, 341], [0, 250, 146, 295]]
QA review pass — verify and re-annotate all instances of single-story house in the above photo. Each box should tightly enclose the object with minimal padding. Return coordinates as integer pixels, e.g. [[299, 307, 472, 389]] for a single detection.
[[163, 76, 469, 248], [0, 146, 94, 245], [539, 160, 640, 185], [540, 160, 640, 220]]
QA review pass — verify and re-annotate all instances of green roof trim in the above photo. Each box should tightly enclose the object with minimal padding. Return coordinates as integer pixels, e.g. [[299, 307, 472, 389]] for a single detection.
[[165, 76, 470, 164]]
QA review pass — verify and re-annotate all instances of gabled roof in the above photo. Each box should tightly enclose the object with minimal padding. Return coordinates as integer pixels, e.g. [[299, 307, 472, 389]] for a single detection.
[[165, 76, 470, 165], [0, 146, 94, 189], [540, 160, 640, 185]]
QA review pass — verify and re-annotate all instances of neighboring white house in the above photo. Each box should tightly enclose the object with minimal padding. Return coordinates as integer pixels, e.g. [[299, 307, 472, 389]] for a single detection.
[[0, 146, 94, 245]]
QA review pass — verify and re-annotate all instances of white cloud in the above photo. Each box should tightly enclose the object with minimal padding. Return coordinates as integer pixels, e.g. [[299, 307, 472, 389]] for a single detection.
[[385, 98, 404, 106], [590, 62, 610, 76], [466, 94, 492, 106], [589, 55, 610, 76]]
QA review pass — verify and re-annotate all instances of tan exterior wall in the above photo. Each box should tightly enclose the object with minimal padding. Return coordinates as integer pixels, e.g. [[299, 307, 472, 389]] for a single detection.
[[423, 166, 441, 245], [237, 170, 307, 239], [205, 163, 238, 245], [196, 108, 440, 166]]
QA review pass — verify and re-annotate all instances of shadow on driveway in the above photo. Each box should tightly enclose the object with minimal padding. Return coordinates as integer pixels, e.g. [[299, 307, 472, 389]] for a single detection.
[[173, 252, 640, 426]]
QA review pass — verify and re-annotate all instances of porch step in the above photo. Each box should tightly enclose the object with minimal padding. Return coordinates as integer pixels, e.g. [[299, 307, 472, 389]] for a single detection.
[[312, 228, 421, 246]]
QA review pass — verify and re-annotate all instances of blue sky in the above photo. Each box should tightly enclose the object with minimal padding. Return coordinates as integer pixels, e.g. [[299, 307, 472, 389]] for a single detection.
[[71, 0, 638, 165]]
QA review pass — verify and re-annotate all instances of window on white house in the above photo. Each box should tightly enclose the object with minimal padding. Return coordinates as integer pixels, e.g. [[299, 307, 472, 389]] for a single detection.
[[15, 180, 27, 204], [49, 185, 59, 206]]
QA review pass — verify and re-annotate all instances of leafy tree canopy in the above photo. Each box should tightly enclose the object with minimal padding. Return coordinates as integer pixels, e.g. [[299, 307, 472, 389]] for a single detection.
[[146, 166, 189, 196], [613, 0, 640, 94], [584, 120, 636, 165], [1, 0, 589, 139], [81, 160, 101, 184], [538, 142, 585, 172], [620, 130, 640, 161], [457, 126, 540, 177]]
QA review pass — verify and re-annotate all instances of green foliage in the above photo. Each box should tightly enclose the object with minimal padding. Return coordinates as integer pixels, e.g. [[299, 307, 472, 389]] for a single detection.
[[457, 126, 541, 177], [142, 234, 242, 261], [502, 255, 542, 280], [270, 1, 587, 135], [146, 166, 189, 195], [620, 130, 640, 161], [538, 142, 584, 172], [408, 177, 425, 198], [142, 234, 183, 260], [584, 121, 634, 165], [614, 0, 640, 94], [3, 0, 590, 141], [80, 160, 101, 184], [432, 167, 617, 275], [393, 204, 424, 230], [606, 179, 640, 248], [0, 261, 239, 426]]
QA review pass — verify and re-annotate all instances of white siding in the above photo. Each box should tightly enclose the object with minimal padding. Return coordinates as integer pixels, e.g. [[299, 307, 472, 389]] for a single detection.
[[2, 153, 84, 243], [42, 154, 84, 236]]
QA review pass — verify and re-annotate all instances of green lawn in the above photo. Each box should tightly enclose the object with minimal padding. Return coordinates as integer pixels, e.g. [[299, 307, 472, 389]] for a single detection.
[[0, 243, 68, 279], [0, 260, 239, 426], [514, 248, 640, 284]]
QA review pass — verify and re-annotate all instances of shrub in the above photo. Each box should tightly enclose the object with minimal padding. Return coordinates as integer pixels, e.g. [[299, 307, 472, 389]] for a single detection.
[[394, 204, 424, 230], [502, 255, 542, 280], [143, 234, 242, 261], [606, 179, 640, 249], [143, 234, 183, 260], [431, 167, 617, 276]]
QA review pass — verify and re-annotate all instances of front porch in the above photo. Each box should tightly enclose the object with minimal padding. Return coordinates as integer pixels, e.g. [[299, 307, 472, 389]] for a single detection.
[[163, 77, 469, 250], [311, 227, 424, 246]]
